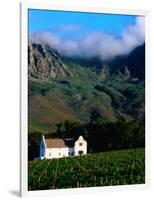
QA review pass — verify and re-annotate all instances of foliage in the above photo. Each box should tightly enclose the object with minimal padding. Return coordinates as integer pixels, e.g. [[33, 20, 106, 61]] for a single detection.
[[28, 118, 145, 160], [28, 148, 145, 190], [87, 119, 145, 153], [28, 132, 42, 160]]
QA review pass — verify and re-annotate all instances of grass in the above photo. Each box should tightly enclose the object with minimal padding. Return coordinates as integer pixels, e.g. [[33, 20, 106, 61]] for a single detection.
[[28, 92, 80, 133]]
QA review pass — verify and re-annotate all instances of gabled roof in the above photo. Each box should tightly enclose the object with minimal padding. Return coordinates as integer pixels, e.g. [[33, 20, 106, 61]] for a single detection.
[[43, 135, 84, 148], [45, 139, 67, 148]]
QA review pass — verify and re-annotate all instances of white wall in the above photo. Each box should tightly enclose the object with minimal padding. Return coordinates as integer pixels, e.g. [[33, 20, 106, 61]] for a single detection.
[[75, 136, 87, 156], [45, 147, 69, 159]]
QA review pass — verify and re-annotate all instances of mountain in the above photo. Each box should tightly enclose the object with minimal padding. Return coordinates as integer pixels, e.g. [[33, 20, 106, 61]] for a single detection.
[[105, 44, 145, 80], [28, 41, 72, 79], [28, 42, 145, 133]]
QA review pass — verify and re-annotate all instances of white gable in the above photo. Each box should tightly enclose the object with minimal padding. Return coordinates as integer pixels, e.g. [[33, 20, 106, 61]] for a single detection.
[[74, 135, 87, 156]]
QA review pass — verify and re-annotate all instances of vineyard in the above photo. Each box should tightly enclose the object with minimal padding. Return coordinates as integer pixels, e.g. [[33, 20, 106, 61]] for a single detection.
[[28, 148, 145, 190]]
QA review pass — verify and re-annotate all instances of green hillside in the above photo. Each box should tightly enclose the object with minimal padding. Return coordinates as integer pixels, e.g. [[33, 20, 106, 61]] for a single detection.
[[28, 65, 144, 133], [28, 148, 145, 190], [28, 42, 145, 133]]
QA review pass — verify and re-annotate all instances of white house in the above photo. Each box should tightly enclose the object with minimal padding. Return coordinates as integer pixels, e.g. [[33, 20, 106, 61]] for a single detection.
[[39, 135, 87, 159]]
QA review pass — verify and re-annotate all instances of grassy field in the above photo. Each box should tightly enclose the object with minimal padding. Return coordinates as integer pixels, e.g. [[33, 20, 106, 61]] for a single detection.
[[28, 148, 145, 191]]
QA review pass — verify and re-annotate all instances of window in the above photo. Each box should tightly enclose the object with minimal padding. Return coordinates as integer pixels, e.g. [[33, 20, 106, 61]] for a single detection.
[[79, 143, 83, 146], [59, 152, 61, 156], [49, 153, 51, 156]]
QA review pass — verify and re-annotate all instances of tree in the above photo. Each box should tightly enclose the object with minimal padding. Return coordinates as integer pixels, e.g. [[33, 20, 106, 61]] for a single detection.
[[28, 132, 42, 160], [89, 107, 102, 123]]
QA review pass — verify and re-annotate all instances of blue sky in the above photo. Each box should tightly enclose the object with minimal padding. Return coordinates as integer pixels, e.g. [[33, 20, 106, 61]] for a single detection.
[[28, 9, 136, 38], [28, 9, 144, 60]]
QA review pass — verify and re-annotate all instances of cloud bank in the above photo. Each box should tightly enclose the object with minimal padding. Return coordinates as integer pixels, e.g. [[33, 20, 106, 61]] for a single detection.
[[30, 16, 145, 61]]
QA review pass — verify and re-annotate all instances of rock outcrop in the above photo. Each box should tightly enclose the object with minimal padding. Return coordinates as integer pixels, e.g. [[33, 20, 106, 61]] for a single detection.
[[28, 41, 72, 79]]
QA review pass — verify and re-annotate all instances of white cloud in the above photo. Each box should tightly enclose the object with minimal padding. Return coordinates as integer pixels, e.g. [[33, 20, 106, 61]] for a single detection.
[[30, 16, 145, 60]]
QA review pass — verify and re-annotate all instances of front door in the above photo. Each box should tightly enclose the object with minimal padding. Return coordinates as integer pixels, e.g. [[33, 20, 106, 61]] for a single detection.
[[78, 150, 83, 155]]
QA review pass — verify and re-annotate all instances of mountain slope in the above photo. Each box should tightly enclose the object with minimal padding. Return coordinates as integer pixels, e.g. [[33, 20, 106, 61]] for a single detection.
[[106, 44, 145, 80], [28, 41, 72, 79], [28, 91, 80, 133], [28, 42, 145, 133]]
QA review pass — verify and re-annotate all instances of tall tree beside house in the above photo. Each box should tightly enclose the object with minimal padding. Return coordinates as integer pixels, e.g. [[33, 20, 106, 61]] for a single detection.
[[28, 132, 42, 160]]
